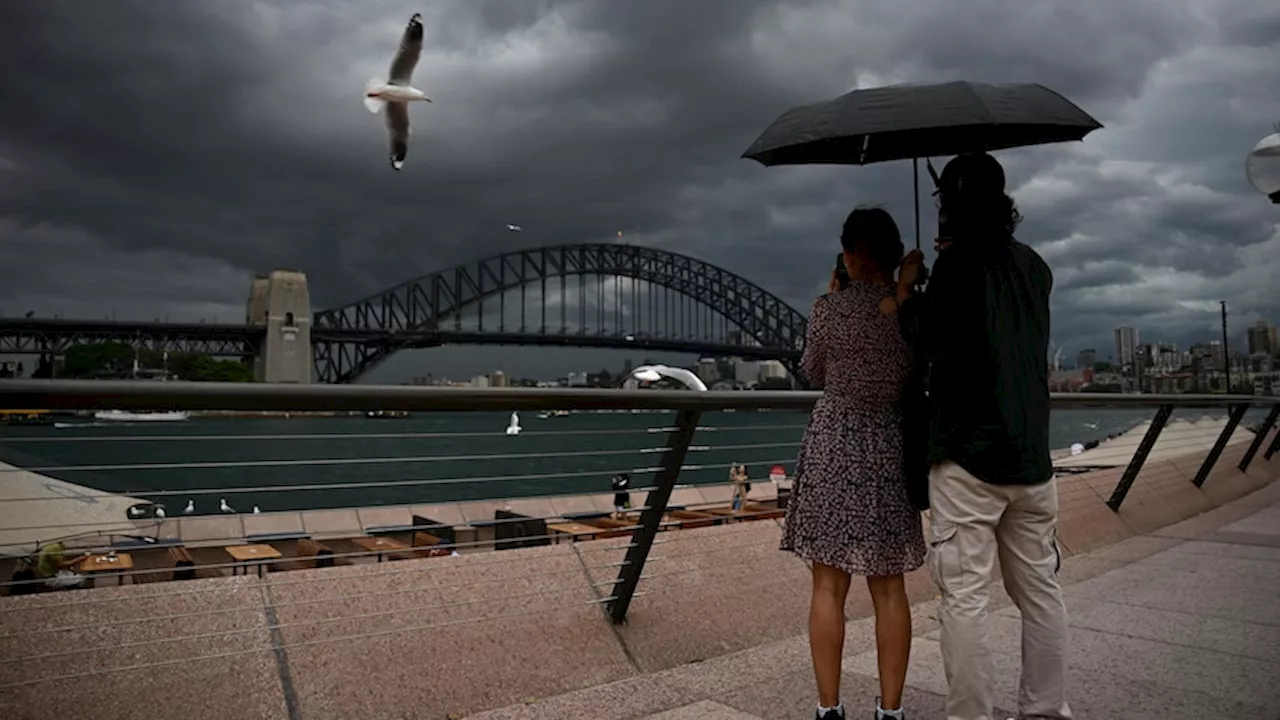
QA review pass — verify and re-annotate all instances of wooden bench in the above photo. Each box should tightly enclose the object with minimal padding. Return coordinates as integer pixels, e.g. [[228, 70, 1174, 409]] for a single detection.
[[589, 517, 637, 539], [169, 546, 196, 581], [413, 531, 452, 558], [297, 538, 335, 569], [742, 504, 786, 521], [669, 510, 718, 529]]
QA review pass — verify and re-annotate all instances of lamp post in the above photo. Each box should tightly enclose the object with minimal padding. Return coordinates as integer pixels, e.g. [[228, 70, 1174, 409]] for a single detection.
[[1246, 126, 1280, 203], [1221, 301, 1231, 393]]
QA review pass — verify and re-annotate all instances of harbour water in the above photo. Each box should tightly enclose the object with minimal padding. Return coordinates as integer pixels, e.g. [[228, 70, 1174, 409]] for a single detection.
[[0, 407, 1263, 516]]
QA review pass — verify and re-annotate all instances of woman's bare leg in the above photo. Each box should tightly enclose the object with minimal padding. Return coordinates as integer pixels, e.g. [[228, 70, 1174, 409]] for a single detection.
[[810, 562, 853, 707], [866, 573, 911, 711]]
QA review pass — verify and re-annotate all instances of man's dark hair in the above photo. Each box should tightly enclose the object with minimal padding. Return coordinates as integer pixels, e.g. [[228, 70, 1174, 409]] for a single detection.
[[840, 206, 904, 275], [937, 152, 1023, 241]]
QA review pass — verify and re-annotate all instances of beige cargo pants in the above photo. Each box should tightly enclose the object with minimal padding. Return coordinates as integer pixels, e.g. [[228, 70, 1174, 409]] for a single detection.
[[927, 461, 1073, 720]]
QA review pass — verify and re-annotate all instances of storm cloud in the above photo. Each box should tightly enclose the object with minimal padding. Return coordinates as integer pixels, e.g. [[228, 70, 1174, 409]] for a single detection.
[[1, 0, 1277, 380]]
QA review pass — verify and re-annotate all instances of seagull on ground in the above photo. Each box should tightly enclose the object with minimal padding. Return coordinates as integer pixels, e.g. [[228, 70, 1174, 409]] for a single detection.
[[364, 13, 430, 170], [155, 505, 166, 519], [506, 411, 522, 436], [128, 506, 145, 518], [219, 498, 234, 513], [253, 505, 262, 514], [182, 500, 195, 514]]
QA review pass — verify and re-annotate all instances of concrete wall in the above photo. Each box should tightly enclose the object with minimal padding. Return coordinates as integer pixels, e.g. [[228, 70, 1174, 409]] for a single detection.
[[248, 270, 313, 384]]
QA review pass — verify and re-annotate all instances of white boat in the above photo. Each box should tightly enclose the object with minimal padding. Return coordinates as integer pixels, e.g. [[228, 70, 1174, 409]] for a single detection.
[[93, 410, 191, 422]]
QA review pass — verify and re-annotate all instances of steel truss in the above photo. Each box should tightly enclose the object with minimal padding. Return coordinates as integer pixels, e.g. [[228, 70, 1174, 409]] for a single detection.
[[0, 319, 260, 357], [312, 244, 808, 384]]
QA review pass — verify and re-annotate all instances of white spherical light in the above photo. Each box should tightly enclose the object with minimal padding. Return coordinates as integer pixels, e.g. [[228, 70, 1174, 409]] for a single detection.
[[1246, 131, 1280, 203]]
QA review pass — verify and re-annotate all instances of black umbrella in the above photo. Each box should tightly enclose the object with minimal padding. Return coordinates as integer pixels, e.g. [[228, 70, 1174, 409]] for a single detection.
[[742, 80, 1103, 247]]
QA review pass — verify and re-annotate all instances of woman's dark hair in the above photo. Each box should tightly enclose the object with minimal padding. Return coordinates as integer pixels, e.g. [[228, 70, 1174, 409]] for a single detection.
[[937, 152, 1023, 240], [840, 206, 904, 276]]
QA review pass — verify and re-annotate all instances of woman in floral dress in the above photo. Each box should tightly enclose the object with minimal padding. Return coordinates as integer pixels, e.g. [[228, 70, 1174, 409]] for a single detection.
[[780, 207, 926, 720]]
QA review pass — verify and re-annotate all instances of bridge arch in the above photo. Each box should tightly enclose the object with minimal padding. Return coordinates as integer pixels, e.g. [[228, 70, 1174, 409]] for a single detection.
[[312, 243, 809, 384]]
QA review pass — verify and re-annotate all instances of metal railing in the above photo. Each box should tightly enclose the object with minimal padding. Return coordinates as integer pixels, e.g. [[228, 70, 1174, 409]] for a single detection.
[[1, 379, 1278, 630]]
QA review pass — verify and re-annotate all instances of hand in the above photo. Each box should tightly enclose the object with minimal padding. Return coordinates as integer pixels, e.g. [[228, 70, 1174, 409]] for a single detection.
[[827, 268, 841, 295], [898, 250, 925, 289]]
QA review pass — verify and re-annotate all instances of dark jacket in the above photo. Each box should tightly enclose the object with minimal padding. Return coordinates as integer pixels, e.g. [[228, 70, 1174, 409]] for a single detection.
[[898, 238, 1054, 486]]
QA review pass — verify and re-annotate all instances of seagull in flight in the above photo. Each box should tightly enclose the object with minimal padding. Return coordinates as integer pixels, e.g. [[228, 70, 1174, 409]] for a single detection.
[[364, 13, 431, 170], [505, 224, 523, 232]]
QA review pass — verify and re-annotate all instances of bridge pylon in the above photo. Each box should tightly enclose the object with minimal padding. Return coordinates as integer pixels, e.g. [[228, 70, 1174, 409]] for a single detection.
[[247, 270, 313, 384]]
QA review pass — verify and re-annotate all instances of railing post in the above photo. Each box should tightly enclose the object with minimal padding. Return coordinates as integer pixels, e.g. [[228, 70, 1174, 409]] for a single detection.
[[1193, 404, 1248, 488], [607, 408, 700, 624], [1239, 405, 1280, 472], [1265, 416, 1280, 461], [1107, 404, 1173, 511]]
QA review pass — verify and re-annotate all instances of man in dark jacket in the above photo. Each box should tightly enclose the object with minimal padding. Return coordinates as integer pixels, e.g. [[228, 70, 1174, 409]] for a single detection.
[[894, 152, 1072, 720]]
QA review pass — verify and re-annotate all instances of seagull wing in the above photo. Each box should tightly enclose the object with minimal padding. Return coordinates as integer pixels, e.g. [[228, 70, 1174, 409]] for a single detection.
[[387, 13, 424, 85], [386, 102, 411, 170]]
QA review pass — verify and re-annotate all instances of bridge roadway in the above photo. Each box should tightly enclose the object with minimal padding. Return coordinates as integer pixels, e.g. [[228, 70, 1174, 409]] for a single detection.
[[1, 427, 1276, 720], [0, 318, 799, 362]]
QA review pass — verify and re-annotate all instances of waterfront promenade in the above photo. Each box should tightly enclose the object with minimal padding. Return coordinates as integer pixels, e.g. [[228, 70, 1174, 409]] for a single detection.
[[0, 426, 1276, 719], [1, 382, 1277, 719], [472, 479, 1280, 720]]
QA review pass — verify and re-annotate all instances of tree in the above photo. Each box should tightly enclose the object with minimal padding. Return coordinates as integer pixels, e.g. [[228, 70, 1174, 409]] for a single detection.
[[59, 342, 254, 382]]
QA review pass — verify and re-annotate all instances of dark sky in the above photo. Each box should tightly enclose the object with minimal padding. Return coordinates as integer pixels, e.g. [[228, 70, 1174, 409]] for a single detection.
[[1, 0, 1278, 381]]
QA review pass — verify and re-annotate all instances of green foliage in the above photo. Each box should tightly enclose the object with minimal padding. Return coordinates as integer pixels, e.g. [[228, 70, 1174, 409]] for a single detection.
[[60, 342, 254, 382]]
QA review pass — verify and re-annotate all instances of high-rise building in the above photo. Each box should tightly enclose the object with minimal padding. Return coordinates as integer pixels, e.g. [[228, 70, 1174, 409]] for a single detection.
[[489, 370, 508, 388], [1154, 343, 1180, 372], [1076, 348, 1096, 370], [1113, 327, 1138, 369], [1247, 320, 1278, 357], [1209, 340, 1225, 371]]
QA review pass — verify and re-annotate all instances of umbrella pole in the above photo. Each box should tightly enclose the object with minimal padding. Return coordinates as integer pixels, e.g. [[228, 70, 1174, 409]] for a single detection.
[[912, 157, 921, 250]]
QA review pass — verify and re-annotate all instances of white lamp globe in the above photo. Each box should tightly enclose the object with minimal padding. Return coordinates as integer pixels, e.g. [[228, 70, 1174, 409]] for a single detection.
[[1246, 131, 1280, 203]]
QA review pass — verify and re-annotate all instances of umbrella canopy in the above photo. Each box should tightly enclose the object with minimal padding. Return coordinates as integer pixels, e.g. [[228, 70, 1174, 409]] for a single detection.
[[742, 80, 1103, 167]]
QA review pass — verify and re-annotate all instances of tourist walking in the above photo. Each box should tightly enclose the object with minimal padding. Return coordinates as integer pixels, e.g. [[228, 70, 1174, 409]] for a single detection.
[[895, 152, 1072, 720], [781, 207, 925, 720]]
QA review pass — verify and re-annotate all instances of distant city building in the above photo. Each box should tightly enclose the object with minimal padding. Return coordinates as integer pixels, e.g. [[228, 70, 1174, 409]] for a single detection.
[[470, 375, 490, 388], [757, 360, 788, 382], [1113, 326, 1138, 369], [696, 358, 719, 385], [1153, 342, 1180, 373], [1075, 348, 1096, 370], [489, 370, 508, 388], [734, 360, 761, 385], [1049, 368, 1088, 392], [716, 357, 737, 381], [566, 372, 588, 387], [1209, 340, 1225, 371], [1247, 320, 1278, 357]]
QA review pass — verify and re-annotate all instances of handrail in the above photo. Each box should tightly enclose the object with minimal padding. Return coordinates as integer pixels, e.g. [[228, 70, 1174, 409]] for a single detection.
[[0, 380, 1275, 412]]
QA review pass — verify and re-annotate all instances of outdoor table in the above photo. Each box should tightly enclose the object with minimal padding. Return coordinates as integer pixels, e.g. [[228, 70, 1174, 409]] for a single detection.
[[224, 544, 282, 577], [78, 552, 134, 586], [352, 535, 410, 562], [546, 522, 600, 544]]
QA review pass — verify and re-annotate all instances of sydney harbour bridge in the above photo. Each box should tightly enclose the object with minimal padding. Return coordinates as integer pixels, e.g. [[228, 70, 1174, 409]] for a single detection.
[[0, 244, 809, 385]]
